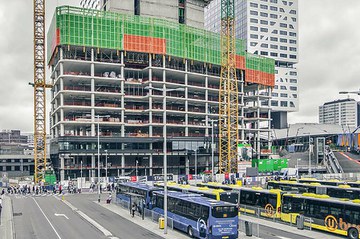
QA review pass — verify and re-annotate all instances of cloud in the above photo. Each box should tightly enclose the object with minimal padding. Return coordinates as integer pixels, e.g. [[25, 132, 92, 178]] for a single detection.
[[289, 0, 360, 124]]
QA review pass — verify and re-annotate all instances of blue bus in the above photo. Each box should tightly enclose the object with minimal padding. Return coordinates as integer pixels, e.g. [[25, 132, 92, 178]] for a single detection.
[[152, 191, 239, 239], [116, 182, 160, 209]]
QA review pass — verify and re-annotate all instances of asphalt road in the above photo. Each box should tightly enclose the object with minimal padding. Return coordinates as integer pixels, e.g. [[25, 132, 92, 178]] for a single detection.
[[334, 151, 360, 173], [12, 195, 106, 239], [65, 193, 164, 239]]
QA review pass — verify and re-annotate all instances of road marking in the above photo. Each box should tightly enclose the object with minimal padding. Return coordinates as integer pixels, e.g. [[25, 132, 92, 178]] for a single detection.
[[277, 237, 291, 239], [340, 152, 360, 165], [32, 197, 62, 239], [55, 213, 69, 220]]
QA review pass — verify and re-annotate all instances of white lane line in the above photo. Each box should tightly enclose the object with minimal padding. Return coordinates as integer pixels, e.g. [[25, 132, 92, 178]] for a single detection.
[[32, 197, 62, 239], [54, 213, 69, 220]]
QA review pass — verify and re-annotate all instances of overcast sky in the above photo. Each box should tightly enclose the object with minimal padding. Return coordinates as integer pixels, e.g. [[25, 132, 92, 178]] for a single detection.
[[0, 0, 359, 133]]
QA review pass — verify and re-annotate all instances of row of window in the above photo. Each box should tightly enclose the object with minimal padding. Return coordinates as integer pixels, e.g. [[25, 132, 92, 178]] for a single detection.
[[250, 3, 296, 14], [256, 43, 297, 52], [272, 93, 298, 98], [250, 10, 297, 17], [250, 18, 296, 28], [273, 85, 297, 90], [249, 31, 297, 38], [259, 51, 297, 59], [271, 101, 296, 107]]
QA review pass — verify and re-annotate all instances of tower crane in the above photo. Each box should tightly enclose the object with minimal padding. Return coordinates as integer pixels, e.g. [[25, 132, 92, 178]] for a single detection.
[[32, 0, 51, 183], [218, 0, 239, 173]]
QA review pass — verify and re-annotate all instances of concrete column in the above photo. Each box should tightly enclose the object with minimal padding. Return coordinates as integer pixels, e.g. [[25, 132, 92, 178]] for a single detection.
[[121, 52, 125, 137], [149, 55, 153, 136], [185, 156, 190, 175], [60, 155, 65, 182], [91, 155, 95, 178], [149, 155, 153, 176], [205, 74, 209, 137], [121, 155, 125, 176], [185, 60, 189, 136]]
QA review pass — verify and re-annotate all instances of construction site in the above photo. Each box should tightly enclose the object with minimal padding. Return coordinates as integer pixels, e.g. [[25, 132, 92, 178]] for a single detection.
[[45, 1, 275, 181]]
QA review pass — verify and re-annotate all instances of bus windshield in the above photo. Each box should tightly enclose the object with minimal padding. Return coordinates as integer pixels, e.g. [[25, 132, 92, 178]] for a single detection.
[[212, 206, 238, 218], [220, 192, 239, 204]]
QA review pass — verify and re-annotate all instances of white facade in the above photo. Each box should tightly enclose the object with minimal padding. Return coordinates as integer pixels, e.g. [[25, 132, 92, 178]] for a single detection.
[[80, 0, 101, 9], [205, 0, 299, 113], [319, 99, 359, 128]]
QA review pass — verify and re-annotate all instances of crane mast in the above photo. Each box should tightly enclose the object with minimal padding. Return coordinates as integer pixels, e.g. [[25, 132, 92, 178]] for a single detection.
[[218, 0, 239, 173], [33, 0, 47, 183]]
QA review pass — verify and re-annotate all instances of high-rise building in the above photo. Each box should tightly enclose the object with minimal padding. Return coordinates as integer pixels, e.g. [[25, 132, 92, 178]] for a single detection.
[[205, 0, 299, 129], [319, 99, 360, 128], [47, 3, 274, 181], [80, 0, 101, 9]]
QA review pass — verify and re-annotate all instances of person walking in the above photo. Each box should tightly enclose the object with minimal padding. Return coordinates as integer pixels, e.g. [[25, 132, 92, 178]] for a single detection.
[[131, 202, 136, 217]]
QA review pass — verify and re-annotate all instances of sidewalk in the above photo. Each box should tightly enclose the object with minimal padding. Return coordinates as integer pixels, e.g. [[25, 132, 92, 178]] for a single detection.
[[99, 200, 259, 239], [0, 196, 15, 239], [241, 215, 342, 239]]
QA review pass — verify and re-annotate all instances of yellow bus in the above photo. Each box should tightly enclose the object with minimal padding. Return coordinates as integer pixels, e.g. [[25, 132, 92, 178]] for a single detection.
[[281, 193, 360, 239], [237, 187, 283, 219], [298, 178, 346, 186], [155, 182, 239, 204]]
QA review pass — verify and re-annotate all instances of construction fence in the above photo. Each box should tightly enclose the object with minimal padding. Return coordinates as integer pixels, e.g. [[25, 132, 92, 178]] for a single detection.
[[48, 6, 275, 87]]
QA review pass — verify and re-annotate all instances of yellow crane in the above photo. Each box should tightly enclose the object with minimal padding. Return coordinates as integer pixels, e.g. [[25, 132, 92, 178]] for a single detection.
[[32, 0, 51, 183], [218, 0, 239, 173]]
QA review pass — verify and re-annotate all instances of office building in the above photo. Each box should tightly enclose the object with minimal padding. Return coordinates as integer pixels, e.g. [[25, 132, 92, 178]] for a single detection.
[[205, 0, 299, 128], [48, 3, 274, 181], [319, 99, 360, 128]]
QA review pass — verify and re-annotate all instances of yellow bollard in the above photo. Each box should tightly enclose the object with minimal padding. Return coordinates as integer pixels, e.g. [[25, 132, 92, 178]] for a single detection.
[[62, 195, 65, 201]]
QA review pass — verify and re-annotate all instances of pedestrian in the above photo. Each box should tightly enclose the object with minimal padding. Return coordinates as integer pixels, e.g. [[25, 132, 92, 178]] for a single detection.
[[106, 193, 112, 204], [1, 189, 5, 195], [0, 197, 2, 216], [131, 203, 136, 217]]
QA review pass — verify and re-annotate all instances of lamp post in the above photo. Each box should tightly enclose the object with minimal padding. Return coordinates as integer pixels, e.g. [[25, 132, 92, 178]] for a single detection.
[[80, 160, 83, 193], [208, 119, 218, 181], [195, 148, 197, 184], [97, 115, 101, 203], [303, 132, 312, 176], [105, 150, 108, 185], [145, 86, 184, 234], [136, 160, 138, 180]]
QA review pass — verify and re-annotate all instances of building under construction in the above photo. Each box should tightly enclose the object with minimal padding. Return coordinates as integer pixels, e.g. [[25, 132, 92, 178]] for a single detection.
[[47, 2, 275, 181]]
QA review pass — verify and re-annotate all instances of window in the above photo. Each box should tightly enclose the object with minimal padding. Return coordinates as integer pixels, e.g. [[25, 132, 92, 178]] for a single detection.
[[272, 30, 278, 34], [289, 1, 294, 6], [292, 94, 298, 98], [270, 37, 278, 42], [280, 86, 287, 90], [270, 0, 278, 3], [290, 10, 297, 14], [280, 8, 285, 12], [290, 55, 297, 59], [280, 101, 288, 107], [280, 46, 287, 50], [272, 93, 278, 97], [250, 42, 258, 46], [280, 23, 287, 28], [280, 38, 287, 43], [270, 6, 278, 11], [134, 0, 140, 15], [290, 79, 297, 83], [280, 53, 287, 58], [290, 47, 297, 52], [270, 52, 278, 57], [260, 4, 268, 9], [290, 86, 297, 91], [250, 10, 258, 15], [271, 101, 279, 106], [270, 44, 278, 49], [291, 17, 297, 22], [250, 2, 258, 7], [260, 51, 268, 56], [290, 71, 297, 76], [179, 8, 185, 24], [250, 26, 259, 31], [270, 14, 278, 19], [260, 20, 268, 25], [274, 85, 278, 89], [250, 18, 258, 23], [289, 32, 297, 37], [261, 43, 269, 48], [289, 24, 294, 29], [270, 21, 276, 26], [250, 34, 258, 39], [282, 1, 287, 5], [281, 93, 288, 97], [290, 39, 297, 44], [260, 12, 268, 17], [260, 28, 268, 32], [280, 30, 287, 35]]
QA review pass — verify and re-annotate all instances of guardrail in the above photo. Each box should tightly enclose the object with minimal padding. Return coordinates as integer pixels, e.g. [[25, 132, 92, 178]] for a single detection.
[[324, 146, 343, 174]]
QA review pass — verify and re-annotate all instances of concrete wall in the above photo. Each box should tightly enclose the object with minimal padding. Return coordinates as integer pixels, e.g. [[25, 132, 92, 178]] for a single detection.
[[105, 0, 206, 28]]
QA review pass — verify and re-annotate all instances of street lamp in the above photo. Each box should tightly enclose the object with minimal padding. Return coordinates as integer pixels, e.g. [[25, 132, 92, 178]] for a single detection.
[[80, 160, 83, 193], [302, 132, 312, 176], [136, 160, 139, 179], [145, 86, 184, 234], [96, 114, 110, 203], [105, 150, 108, 185], [203, 119, 218, 182]]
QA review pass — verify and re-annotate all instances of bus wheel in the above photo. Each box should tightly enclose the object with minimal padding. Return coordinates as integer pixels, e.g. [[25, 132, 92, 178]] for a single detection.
[[348, 227, 359, 239], [187, 226, 194, 238]]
